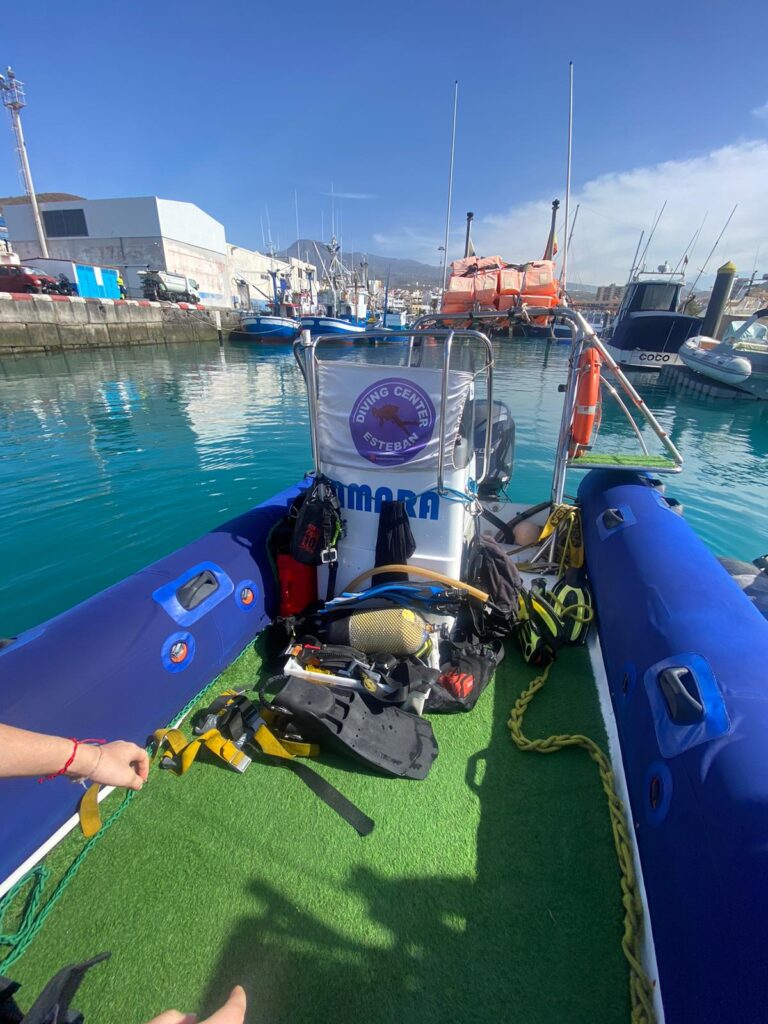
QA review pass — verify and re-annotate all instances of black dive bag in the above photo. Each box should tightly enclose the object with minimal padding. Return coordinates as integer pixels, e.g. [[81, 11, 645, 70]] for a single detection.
[[462, 533, 523, 640], [291, 476, 343, 566]]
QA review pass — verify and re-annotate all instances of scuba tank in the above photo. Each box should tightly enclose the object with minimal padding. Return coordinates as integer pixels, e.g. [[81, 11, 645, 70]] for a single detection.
[[317, 606, 432, 657]]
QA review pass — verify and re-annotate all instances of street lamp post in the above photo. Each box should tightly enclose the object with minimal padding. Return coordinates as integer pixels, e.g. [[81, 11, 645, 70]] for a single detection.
[[0, 68, 48, 258]]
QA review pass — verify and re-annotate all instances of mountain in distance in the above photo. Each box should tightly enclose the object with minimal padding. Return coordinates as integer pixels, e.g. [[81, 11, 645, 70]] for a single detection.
[[285, 239, 442, 289], [285, 240, 607, 297]]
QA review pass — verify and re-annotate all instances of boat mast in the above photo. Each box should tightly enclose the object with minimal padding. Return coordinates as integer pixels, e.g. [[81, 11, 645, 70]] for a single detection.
[[383, 265, 391, 323], [560, 62, 574, 293], [441, 81, 459, 296], [463, 211, 474, 258], [544, 199, 560, 261]]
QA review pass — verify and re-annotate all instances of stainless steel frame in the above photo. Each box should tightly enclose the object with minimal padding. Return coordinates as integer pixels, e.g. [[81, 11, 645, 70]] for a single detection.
[[293, 328, 495, 495], [410, 307, 684, 506]]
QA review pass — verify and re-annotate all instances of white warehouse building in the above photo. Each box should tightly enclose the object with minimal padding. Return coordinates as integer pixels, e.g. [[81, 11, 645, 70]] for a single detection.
[[3, 196, 317, 308], [4, 196, 229, 304]]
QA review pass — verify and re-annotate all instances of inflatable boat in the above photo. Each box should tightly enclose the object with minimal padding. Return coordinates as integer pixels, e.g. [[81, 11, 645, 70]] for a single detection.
[[1, 309, 766, 1024]]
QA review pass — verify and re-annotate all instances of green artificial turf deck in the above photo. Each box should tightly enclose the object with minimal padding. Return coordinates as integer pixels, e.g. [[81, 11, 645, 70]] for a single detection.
[[8, 641, 630, 1024]]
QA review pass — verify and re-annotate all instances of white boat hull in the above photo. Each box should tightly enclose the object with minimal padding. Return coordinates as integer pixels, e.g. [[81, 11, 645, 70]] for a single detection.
[[605, 344, 681, 369], [680, 337, 753, 386]]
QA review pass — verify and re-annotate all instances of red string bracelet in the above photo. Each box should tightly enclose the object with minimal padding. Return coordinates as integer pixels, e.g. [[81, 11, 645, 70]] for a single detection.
[[38, 737, 106, 783]]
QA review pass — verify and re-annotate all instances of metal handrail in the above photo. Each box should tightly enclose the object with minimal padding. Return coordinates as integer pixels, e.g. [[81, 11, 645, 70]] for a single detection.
[[409, 307, 684, 504], [293, 327, 495, 494]]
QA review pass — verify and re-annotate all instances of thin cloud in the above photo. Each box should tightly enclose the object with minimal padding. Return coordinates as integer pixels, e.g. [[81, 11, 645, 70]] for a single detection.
[[378, 139, 768, 282], [752, 100, 768, 120], [477, 140, 768, 282], [320, 191, 376, 200]]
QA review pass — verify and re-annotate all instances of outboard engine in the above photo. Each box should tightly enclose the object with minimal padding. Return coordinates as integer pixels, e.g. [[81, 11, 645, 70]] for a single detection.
[[474, 399, 514, 497]]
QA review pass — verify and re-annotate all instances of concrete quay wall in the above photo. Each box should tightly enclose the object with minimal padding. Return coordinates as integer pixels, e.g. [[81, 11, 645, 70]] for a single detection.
[[0, 294, 240, 355]]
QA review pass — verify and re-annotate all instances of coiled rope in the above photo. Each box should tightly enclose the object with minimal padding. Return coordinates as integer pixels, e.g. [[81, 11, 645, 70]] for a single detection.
[[0, 644, 255, 971], [507, 663, 656, 1024]]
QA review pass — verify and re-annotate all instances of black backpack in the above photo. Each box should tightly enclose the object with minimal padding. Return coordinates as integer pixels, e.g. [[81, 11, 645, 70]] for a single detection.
[[463, 533, 523, 640], [291, 476, 343, 566]]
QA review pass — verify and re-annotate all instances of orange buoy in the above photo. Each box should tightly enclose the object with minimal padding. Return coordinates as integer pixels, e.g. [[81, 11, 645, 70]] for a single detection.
[[570, 348, 602, 456]]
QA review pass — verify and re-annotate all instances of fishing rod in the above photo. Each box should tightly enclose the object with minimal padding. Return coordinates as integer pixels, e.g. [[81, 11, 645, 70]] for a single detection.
[[683, 203, 738, 304], [745, 246, 761, 297], [637, 200, 667, 271], [627, 230, 644, 283], [569, 201, 581, 253], [441, 81, 459, 295], [561, 61, 574, 292], [673, 212, 708, 275]]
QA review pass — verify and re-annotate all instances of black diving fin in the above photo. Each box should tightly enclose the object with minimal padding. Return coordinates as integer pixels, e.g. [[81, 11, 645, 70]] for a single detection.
[[269, 676, 438, 780]]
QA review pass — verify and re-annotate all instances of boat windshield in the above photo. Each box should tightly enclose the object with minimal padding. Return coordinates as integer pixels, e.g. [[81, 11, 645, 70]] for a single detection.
[[633, 283, 679, 312], [724, 320, 768, 342]]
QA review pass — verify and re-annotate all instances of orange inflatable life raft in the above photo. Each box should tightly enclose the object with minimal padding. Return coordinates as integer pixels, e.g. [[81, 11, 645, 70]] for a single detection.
[[570, 348, 602, 455]]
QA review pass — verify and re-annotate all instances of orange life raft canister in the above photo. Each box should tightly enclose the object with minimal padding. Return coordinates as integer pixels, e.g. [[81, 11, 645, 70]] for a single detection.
[[570, 348, 602, 455]]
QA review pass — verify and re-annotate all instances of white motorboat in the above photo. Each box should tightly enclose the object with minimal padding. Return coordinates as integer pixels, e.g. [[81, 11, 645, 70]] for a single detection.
[[679, 308, 768, 395]]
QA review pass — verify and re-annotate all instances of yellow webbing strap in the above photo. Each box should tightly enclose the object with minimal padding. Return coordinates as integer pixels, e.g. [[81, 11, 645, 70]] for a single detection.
[[78, 783, 103, 838], [508, 664, 656, 1024], [537, 504, 585, 571], [152, 728, 203, 775], [77, 716, 318, 838]]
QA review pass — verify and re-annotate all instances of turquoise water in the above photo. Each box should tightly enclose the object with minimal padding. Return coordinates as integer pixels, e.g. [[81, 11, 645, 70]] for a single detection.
[[1, 338, 767, 637]]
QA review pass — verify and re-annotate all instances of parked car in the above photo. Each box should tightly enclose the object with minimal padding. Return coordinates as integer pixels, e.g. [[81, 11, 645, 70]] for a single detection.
[[0, 264, 60, 294]]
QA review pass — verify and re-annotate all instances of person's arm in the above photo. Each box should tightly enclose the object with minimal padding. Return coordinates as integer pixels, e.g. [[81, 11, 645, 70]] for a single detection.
[[0, 724, 149, 790]]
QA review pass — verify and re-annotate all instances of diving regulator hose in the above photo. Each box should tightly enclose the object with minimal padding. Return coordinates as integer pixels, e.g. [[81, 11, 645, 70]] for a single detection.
[[343, 565, 489, 604]]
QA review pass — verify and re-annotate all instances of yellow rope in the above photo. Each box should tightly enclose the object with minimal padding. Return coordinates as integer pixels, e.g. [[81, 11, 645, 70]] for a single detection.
[[507, 664, 656, 1024]]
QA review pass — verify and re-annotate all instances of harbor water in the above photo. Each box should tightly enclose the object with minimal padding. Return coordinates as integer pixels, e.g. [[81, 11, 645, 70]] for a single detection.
[[2, 338, 767, 637]]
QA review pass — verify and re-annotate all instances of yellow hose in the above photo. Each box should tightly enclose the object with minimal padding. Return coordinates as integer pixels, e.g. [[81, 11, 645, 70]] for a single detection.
[[344, 564, 489, 604]]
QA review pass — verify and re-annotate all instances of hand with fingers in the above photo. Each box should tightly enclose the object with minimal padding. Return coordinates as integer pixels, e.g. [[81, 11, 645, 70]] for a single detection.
[[84, 740, 149, 790], [146, 985, 246, 1024]]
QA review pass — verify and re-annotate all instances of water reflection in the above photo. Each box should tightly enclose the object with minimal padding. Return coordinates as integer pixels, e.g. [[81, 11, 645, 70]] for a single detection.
[[1, 337, 767, 634]]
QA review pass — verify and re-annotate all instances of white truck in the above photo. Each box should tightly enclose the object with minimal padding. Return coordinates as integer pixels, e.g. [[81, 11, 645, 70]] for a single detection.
[[139, 270, 201, 304]]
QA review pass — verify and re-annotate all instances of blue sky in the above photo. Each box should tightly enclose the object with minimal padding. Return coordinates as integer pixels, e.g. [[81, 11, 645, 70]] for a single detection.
[[2, 0, 768, 282]]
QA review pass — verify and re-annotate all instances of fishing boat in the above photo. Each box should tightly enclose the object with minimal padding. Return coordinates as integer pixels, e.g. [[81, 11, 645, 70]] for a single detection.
[[603, 264, 702, 368], [2, 307, 767, 1024], [299, 313, 368, 337], [300, 236, 374, 338], [679, 307, 768, 397], [236, 262, 301, 342], [238, 310, 301, 342]]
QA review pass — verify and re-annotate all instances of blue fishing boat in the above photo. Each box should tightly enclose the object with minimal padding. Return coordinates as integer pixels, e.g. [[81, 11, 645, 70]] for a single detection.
[[2, 309, 767, 1024], [236, 262, 301, 341], [299, 314, 367, 337], [239, 312, 301, 341]]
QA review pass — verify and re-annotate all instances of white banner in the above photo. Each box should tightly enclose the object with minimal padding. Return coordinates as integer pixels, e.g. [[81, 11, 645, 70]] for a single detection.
[[316, 362, 473, 473]]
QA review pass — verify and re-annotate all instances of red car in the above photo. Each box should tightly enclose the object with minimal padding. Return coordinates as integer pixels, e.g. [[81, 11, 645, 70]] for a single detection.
[[0, 264, 59, 294]]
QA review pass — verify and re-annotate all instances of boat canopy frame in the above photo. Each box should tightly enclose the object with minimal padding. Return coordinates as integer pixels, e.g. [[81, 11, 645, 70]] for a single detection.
[[410, 308, 684, 504], [293, 328, 495, 496]]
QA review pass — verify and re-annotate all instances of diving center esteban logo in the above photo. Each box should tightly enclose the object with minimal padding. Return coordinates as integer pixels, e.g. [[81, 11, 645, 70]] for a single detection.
[[349, 377, 436, 466]]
